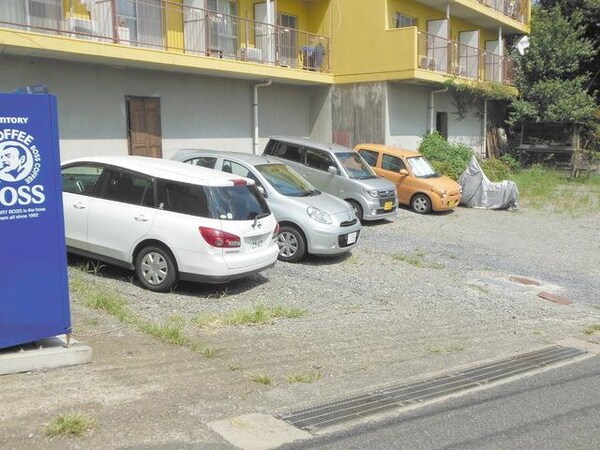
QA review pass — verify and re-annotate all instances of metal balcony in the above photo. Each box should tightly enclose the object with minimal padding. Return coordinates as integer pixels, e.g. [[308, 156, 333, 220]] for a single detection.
[[0, 0, 330, 73], [418, 31, 515, 84]]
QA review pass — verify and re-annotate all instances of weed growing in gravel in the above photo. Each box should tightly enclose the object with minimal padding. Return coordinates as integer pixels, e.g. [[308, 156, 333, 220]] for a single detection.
[[393, 252, 444, 269], [583, 324, 600, 335], [393, 252, 424, 267], [345, 254, 359, 265], [286, 372, 322, 384], [226, 362, 242, 371], [429, 345, 465, 354], [198, 346, 222, 359], [137, 316, 188, 346], [45, 412, 94, 438], [469, 284, 490, 295], [82, 291, 130, 322], [75, 260, 106, 276], [249, 372, 272, 385], [72, 276, 213, 351], [192, 305, 306, 328]]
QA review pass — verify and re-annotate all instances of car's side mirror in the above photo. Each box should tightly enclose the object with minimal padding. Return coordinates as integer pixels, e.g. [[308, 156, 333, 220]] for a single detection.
[[399, 169, 409, 176], [328, 165, 339, 175], [257, 185, 268, 198]]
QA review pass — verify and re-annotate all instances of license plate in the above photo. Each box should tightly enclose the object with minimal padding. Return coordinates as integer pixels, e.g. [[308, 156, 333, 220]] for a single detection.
[[347, 232, 357, 245], [384, 201, 393, 211], [251, 239, 264, 249]]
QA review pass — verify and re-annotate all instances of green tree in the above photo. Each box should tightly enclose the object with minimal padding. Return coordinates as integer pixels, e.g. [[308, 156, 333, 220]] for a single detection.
[[538, 0, 600, 98], [510, 6, 597, 124]]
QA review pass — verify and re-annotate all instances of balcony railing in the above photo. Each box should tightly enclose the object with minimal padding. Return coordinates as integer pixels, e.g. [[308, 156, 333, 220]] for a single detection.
[[0, 0, 330, 73], [418, 31, 514, 84], [478, 0, 528, 23]]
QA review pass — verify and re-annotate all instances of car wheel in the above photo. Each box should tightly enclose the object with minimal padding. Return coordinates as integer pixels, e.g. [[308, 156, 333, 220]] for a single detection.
[[347, 200, 363, 221], [135, 245, 178, 292], [411, 194, 432, 214], [276, 226, 306, 262]]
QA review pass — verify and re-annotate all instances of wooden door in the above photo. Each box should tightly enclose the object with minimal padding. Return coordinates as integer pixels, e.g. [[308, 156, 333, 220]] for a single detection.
[[126, 97, 162, 158]]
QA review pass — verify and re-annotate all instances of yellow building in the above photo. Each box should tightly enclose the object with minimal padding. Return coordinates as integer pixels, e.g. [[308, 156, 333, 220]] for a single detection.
[[0, 1, 529, 158]]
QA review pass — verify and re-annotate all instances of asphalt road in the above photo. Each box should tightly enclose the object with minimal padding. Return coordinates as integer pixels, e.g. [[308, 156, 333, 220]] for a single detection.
[[283, 356, 600, 450]]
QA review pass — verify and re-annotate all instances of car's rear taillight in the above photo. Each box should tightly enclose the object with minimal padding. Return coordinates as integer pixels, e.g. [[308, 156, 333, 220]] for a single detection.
[[230, 179, 247, 186], [273, 223, 280, 238], [199, 227, 241, 248]]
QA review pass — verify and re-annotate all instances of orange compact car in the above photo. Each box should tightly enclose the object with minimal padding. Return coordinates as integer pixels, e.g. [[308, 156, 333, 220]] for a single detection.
[[355, 144, 462, 214]]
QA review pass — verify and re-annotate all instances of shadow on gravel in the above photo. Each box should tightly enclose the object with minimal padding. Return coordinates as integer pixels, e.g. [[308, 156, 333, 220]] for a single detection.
[[67, 254, 270, 298], [299, 252, 352, 266], [396, 204, 457, 217]]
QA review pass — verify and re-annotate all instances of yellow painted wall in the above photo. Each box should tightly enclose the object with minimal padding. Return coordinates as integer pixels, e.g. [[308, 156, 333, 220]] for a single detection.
[[386, 0, 497, 49], [166, 0, 184, 52], [331, 0, 519, 80], [63, 0, 89, 19]]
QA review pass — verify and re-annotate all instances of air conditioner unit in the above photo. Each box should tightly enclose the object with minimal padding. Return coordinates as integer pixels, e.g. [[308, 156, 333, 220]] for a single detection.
[[67, 17, 97, 40], [244, 46, 263, 61]]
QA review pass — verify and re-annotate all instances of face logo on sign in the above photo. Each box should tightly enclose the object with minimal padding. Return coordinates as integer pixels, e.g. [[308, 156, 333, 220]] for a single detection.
[[0, 142, 35, 183]]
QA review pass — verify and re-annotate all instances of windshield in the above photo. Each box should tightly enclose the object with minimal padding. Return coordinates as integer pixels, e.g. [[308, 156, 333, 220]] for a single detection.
[[407, 156, 439, 178], [255, 163, 318, 197], [336, 152, 377, 180]]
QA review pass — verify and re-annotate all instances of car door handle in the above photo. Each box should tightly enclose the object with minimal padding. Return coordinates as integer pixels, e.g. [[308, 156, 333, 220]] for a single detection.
[[134, 215, 148, 222], [72, 203, 86, 209]]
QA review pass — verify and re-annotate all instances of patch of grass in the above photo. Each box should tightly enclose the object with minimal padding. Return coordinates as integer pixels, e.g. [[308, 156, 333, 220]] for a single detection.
[[249, 372, 272, 385], [197, 345, 222, 359], [45, 412, 94, 438], [469, 284, 490, 295], [583, 324, 600, 335], [74, 259, 106, 277], [533, 330, 543, 336], [137, 316, 188, 346], [226, 362, 242, 371], [72, 277, 222, 353], [81, 290, 130, 322], [345, 254, 359, 265], [429, 345, 465, 354], [286, 372, 322, 384], [393, 252, 444, 269], [393, 252, 425, 267], [193, 305, 306, 328], [508, 167, 600, 213]]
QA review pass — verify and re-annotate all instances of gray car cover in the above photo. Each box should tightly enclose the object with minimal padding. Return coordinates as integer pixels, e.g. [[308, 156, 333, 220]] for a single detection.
[[458, 157, 519, 209]]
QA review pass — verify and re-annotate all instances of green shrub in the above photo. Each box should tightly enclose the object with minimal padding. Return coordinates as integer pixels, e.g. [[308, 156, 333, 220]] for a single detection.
[[479, 158, 511, 181], [418, 132, 473, 180], [499, 154, 521, 173]]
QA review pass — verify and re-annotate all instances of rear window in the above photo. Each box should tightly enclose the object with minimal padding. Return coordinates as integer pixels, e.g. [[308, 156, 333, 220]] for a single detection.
[[157, 180, 270, 220]]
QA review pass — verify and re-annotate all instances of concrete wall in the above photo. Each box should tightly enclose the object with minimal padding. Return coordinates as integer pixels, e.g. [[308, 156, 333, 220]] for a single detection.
[[309, 86, 333, 142], [332, 82, 386, 148], [386, 82, 483, 152], [0, 54, 317, 161]]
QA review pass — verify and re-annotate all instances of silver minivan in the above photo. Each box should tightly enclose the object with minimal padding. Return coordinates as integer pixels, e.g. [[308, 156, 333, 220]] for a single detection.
[[171, 150, 362, 262], [263, 136, 397, 222]]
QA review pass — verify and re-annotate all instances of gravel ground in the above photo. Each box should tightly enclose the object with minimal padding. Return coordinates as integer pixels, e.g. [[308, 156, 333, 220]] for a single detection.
[[1, 197, 599, 449]]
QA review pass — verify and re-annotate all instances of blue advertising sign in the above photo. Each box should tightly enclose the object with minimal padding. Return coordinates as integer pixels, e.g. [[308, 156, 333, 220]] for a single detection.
[[0, 93, 71, 349]]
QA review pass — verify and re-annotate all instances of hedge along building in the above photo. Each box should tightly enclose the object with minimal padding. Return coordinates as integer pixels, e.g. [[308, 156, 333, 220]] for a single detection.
[[0, 1, 528, 160]]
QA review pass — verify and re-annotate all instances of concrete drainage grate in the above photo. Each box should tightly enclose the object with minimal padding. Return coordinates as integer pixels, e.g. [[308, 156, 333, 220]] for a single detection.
[[278, 346, 587, 432]]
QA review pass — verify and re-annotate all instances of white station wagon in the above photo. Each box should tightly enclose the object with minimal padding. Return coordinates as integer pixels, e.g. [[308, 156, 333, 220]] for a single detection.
[[61, 156, 279, 292]]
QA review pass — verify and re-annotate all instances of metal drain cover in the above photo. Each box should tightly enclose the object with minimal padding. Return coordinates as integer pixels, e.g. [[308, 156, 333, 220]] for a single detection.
[[278, 345, 588, 432]]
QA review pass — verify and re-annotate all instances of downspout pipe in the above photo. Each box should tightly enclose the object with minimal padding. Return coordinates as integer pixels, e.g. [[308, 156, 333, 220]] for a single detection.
[[482, 98, 488, 158], [429, 88, 448, 134], [253, 79, 272, 155]]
